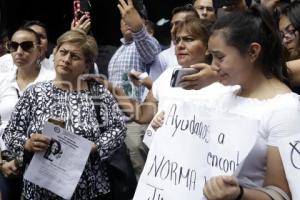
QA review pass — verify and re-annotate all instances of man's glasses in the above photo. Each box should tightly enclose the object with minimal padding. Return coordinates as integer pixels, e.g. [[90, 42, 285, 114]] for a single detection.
[[280, 24, 298, 42], [6, 41, 35, 52]]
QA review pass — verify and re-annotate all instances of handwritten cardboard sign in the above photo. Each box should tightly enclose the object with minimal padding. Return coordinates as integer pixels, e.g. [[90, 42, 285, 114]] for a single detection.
[[135, 101, 258, 200], [279, 136, 300, 200]]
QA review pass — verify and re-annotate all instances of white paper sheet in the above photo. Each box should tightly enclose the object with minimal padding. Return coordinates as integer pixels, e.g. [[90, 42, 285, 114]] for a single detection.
[[24, 121, 93, 199], [279, 135, 300, 200]]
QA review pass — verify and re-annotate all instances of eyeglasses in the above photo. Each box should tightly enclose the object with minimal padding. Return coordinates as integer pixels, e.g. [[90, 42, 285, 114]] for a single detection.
[[280, 25, 298, 42], [6, 41, 35, 52]]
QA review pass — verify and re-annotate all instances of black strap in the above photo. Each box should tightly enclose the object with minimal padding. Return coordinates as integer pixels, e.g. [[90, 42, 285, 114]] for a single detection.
[[88, 81, 103, 126], [15, 88, 20, 98]]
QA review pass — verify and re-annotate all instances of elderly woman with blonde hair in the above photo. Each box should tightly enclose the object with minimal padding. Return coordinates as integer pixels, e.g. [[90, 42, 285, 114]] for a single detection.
[[2, 29, 126, 200]]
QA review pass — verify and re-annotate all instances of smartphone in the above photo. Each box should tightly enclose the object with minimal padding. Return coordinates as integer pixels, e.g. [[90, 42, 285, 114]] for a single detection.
[[170, 68, 198, 87], [73, 0, 91, 22], [212, 0, 239, 9]]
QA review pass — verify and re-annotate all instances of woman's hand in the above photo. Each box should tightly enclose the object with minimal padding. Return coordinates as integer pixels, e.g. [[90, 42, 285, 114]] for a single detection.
[[1, 160, 19, 177], [71, 14, 91, 34], [25, 133, 50, 152], [180, 63, 218, 90], [151, 111, 165, 130], [203, 175, 241, 200]]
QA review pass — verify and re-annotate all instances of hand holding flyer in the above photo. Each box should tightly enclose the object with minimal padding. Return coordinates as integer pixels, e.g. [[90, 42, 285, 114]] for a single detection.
[[24, 121, 93, 200]]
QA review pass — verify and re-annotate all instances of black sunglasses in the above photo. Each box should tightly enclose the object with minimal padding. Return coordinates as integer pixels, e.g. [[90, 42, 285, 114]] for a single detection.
[[6, 41, 35, 52]]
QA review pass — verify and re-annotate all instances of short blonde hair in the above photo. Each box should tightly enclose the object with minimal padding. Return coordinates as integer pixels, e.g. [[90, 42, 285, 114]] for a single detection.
[[54, 30, 98, 68]]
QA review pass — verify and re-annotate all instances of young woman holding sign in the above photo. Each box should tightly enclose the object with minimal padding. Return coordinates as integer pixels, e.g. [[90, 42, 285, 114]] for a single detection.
[[202, 4, 300, 199], [153, 4, 300, 200]]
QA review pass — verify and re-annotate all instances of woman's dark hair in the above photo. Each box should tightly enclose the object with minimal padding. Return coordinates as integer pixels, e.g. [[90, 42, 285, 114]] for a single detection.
[[13, 27, 41, 45], [211, 4, 289, 84], [43, 139, 61, 161], [280, 1, 300, 38], [22, 20, 48, 39], [50, 140, 61, 155]]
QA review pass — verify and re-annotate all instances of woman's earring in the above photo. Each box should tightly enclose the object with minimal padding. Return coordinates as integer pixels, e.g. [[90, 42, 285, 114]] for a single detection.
[[36, 58, 42, 67]]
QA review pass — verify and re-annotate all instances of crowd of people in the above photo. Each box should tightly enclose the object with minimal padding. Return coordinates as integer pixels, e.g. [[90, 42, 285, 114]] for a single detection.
[[1, 0, 300, 199]]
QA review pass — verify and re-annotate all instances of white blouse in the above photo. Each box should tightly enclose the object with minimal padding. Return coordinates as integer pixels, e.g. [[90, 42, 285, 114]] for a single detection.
[[0, 67, 55, 149], [214, 88, 300, 187], [0, 53, 54, 73]]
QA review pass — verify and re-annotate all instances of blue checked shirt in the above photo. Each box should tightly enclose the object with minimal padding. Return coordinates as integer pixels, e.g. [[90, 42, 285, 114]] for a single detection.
[[108, 26, 161, 103]]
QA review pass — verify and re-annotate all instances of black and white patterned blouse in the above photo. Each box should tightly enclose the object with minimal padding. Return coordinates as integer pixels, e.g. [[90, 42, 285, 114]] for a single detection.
[[2, 81, 127, 200]]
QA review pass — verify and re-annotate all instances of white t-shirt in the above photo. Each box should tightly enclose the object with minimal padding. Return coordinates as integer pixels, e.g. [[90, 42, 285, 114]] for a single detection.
[[0, 67, 55, 150], [152, 67, 300, 187], [213, 87, 300, 187], [152, 67, 227, 109]]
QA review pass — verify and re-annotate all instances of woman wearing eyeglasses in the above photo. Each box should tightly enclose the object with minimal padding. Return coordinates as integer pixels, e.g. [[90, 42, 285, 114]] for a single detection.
[[0, 27, 55, 200], [0, 20, 54, 73], [279, 1, 300, 94], [279, 1, 300, 61]]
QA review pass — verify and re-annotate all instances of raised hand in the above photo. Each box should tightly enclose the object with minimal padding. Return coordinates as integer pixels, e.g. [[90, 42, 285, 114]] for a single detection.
[[71, 14, 91, 34], [117, 0, 144, 32]]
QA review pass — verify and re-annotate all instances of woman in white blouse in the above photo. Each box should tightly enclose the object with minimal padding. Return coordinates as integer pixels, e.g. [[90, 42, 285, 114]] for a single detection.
[[0, 27, 55, 200], [202, 4, 300, 199], [154, 4, 300, 200], [100, 17, 221, 124]]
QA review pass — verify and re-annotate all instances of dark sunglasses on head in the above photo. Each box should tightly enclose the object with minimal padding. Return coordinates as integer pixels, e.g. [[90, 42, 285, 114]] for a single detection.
[[6, 41, 35, 52]]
